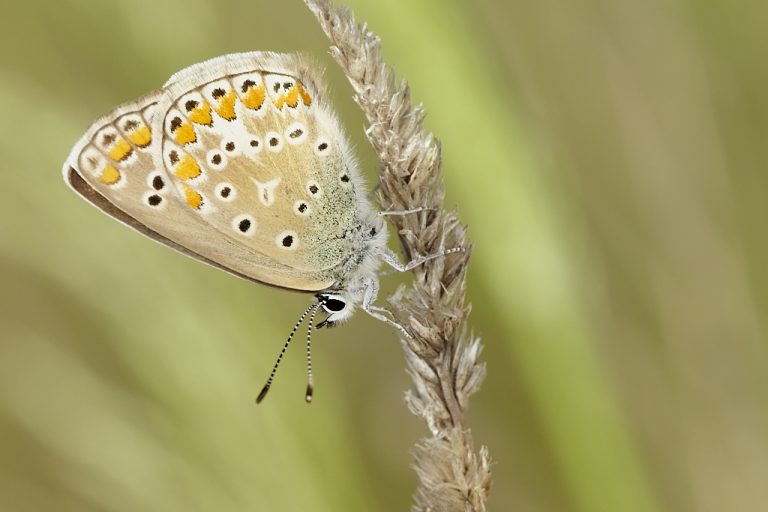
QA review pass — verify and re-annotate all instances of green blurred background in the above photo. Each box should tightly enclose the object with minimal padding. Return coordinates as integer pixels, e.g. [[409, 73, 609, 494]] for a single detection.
[[1, 0, 767, 510]]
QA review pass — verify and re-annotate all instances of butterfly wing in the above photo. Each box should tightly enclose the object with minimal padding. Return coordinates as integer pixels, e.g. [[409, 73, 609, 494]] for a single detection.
[[63, 82, 335, 291], [156, 52, 364, 283]]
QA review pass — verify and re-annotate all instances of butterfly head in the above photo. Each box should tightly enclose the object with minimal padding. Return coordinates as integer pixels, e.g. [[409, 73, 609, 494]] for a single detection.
[[315, 292, 356, 328]]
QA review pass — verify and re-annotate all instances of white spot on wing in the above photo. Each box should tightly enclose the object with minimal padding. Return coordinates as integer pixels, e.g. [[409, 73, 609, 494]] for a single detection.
[[142, 190, 166, 210], [94, 126, 119, 152], [141, 103, 158, 123], [80, 146, 106, 176], [276, 230, 299, 250], [220, 138, 241, 157], [201, 79, 235, 115], [294, 200, 311, 216], [232, 214, 256, 236], [146, 171, 167, 192], [265, 74, 294, 100], [243, 135, 262, 156], [164, 108, 185, 138], [265, 131, 283, 152], [314, 137, 330, 156], [206, 149, 227, 171], [250, 177, 281, 207], [306, 179, 322, 198], [285, 122, 307, 145], [177, 91, 206, 117], [215, 182, 237, 202]]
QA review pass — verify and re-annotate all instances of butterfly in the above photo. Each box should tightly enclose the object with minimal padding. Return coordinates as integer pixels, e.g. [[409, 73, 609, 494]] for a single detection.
[[62, 52, 460, 402]]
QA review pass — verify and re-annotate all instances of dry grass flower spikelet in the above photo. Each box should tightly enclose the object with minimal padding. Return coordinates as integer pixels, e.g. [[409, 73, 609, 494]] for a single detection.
[[303, 1, 492, 510]]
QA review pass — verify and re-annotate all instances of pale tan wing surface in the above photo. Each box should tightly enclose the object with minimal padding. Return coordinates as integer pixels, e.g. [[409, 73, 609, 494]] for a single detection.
[[158, 52, 362, 284], [62, 88, 335, 291]]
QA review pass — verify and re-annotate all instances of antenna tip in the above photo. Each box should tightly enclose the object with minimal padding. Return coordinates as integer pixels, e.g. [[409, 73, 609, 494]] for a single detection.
[[256, 385, 270, 404], [305, 384, 314, 403]]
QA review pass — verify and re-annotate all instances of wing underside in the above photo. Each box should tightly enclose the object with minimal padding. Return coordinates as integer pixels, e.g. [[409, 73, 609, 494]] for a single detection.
[[63, 74, 336, 292]]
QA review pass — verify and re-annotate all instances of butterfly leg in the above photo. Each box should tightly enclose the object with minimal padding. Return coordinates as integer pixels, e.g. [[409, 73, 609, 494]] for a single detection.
[[378, 206, 434, 217], [360, 277, 413, 340], [363, 248, 467, 336], [379, 247, 467, 273]]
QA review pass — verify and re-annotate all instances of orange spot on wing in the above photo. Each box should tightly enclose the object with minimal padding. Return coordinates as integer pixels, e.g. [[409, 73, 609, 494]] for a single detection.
[[107, 137, 133, 161], [99, 165, 121, 185], [187, 100, 212, 125], [287, 87, 301, 107], [215, 90, 237, 120], [127, 125, 152, 148], [299, 85, 312, 106], [174, 122, 197, 145], [183, 185, 203, 210], [274, 84, 311, 110], [243, 83, 265, 110], [174, 155, 201, 180], [274, 86, 299, 110]]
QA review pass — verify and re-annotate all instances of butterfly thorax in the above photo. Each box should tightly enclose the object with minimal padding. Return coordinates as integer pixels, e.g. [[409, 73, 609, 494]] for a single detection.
[[322, 208, 387, 287], [314, 213, 388, 325]]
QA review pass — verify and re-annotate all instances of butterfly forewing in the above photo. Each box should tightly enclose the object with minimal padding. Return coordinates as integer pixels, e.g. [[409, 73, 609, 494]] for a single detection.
[[157, 52, 361, 282]]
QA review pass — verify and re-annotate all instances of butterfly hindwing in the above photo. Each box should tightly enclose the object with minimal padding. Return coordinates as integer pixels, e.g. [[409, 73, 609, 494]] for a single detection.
[[63, 84, 335, 291]]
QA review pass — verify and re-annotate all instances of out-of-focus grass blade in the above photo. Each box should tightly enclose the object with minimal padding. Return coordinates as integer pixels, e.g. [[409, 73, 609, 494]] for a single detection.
[[343, 1, 660, 511]]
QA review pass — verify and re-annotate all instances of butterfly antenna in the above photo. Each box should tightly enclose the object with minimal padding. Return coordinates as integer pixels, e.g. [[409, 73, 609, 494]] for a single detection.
[[305, 304, 322, 403], [256, 303, 316, 404]]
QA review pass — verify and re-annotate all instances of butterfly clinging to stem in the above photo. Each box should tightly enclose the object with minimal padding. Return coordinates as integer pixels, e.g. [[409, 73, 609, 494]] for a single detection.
[[63, 52, 462, 403]]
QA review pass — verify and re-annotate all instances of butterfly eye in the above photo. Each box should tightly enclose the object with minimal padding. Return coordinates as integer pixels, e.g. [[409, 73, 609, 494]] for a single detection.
[[323, 298, 346, 313], [317, 295, 347, 314]]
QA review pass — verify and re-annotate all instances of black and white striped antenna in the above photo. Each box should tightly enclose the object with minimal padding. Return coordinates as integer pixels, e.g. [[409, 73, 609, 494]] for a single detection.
[[304, 303, 322, 403], [256, 302, 319, 404]]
